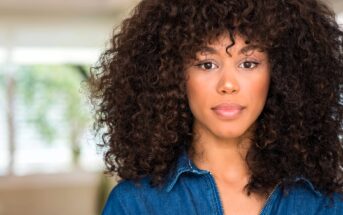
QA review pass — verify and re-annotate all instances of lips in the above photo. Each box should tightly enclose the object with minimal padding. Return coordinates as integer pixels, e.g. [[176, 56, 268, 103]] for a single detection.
[[211, 103, 245, 119]]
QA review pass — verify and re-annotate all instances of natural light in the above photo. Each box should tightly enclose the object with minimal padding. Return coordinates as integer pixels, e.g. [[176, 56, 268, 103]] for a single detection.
[[1, 46, 103, 176], [12, 47, 101, 65]]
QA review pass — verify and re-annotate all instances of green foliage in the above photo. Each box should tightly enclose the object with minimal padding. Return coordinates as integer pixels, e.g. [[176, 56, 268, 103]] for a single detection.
[[16, 65, 91, 147]]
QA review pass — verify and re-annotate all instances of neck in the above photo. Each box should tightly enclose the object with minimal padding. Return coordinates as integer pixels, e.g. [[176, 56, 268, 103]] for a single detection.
[[190, 129, 253, 184]]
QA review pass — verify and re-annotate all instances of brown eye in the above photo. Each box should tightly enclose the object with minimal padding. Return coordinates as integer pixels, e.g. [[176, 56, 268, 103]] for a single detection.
[[203, 62, 214, 69], [239, 61, 259, 69], [196, 61, 218, 70]]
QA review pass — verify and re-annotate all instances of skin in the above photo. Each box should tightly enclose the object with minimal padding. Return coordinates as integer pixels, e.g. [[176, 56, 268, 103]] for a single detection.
[[185, 33, 271, 215]]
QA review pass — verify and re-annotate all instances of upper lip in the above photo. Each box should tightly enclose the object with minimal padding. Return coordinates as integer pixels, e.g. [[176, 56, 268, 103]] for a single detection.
[[211, 103, 245, 110]]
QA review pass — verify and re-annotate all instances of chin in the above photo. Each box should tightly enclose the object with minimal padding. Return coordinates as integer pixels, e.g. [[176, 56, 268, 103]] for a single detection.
[[214, 129, 249, 140]]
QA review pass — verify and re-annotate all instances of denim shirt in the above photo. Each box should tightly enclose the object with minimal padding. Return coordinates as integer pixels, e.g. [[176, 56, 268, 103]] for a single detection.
[[102, 151, 343, 215]]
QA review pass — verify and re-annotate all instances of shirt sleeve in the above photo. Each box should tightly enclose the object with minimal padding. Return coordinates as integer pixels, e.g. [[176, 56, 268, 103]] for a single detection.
[[102, 188, 127, 215]]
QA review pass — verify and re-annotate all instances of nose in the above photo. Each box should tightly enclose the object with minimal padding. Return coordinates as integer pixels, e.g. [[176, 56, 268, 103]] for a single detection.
[[216, 68, 240, 95]]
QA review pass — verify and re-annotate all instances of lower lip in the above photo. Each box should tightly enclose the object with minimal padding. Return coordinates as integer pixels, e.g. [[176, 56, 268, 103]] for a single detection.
[[212, 108, 244, 120]]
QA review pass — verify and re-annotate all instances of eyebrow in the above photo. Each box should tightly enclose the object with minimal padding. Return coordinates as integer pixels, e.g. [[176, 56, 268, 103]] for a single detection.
[[199, 44, 262, 56]]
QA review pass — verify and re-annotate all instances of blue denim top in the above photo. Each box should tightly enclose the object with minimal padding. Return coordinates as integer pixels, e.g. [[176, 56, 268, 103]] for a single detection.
[[102, 150, 343, 215]]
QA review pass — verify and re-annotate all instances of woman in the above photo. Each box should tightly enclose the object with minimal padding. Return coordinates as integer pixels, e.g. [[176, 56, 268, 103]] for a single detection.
[[89, 0, 343, 214]]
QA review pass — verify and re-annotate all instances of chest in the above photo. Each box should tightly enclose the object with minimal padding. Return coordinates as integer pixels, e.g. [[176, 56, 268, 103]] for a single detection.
[[114, 175, 339, 215], [216, 184, 267, 215]]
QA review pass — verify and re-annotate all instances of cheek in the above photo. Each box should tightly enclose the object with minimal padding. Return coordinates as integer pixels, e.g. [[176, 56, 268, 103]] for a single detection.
[[186, 77, 213, 119], [256, 78, 270, 104], [255, 78, 269, 96], [186, 76, 210, 102], [245, 74, 270, 105], [186, 78, 198, 111]]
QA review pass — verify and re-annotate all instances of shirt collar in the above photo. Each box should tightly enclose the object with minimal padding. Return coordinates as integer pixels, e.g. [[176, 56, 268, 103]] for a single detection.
[[164, 149, 208, 192], [293, 176, 323, 197], [163, 150, 322, 196]]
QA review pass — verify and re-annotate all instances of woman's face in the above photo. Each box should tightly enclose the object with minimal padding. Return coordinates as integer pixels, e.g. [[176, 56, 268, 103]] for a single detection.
[[185, 34, 270, 141]]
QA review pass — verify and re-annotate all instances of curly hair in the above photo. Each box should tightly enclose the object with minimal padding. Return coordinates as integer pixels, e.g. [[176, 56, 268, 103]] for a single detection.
[[89, 0, 343, 196]]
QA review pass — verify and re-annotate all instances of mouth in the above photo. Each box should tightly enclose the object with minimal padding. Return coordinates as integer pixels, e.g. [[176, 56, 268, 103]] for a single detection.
[[211, 103, 245, 119]]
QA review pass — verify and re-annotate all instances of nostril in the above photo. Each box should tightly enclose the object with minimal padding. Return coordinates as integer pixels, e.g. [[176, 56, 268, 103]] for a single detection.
[[220, 82, 238, 94], [221, 88, 237, 94]]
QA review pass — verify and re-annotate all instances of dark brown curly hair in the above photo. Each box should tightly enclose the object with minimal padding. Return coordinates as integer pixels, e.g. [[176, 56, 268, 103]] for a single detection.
[[89, 0, 343, 196]]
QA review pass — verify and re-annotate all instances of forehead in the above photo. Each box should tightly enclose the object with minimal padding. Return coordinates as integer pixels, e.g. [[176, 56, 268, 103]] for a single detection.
[[199, 34, 264, 56], [208, 33, 247, 47]]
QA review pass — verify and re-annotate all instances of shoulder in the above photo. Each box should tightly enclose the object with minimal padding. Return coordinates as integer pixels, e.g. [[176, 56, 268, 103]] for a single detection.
[[102, 177, 162, 215], [109, 177, 162, 197], [281, 181, 343, 214]]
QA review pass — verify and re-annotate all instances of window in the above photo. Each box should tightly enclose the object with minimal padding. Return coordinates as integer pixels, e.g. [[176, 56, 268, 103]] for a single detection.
[[1, 48, 103, 176], [0, 69, 9, 175]]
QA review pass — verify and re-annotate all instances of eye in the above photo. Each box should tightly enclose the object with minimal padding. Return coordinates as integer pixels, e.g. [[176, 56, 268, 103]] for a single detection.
[[239, 61, 259, 69], [195, 61, 218, 70]]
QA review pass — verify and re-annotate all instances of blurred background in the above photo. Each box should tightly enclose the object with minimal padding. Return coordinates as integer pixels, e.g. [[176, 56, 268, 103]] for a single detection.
[[0, 0, 138, 215], [0, 0, 342, 215]]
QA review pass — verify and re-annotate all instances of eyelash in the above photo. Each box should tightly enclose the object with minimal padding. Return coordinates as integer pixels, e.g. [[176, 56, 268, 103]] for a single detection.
[[195, 60, 260, 70], [238, 61, 260, 69], [195, 61, 218, 70]]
